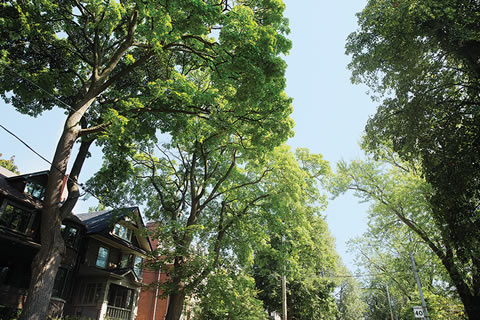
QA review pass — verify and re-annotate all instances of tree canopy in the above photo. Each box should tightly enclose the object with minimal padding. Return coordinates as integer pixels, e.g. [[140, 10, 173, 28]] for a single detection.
[[346, 0, 480, 318], [89, 138, 336, 319], [0, 1, 294, 319]]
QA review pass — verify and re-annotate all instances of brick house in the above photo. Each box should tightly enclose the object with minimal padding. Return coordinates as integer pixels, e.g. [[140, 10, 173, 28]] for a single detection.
[[136, 222, 170, 320]]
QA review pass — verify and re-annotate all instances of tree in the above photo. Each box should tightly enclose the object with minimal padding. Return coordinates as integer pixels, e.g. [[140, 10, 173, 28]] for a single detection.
[[0, 1, 292, 319], [330, 153, 471, 319], [252, 150, 339, 320], [346, 0, 480, 318], [348, 231, 465, 319], [0, 153, 20, 174], [89, 142, 324, 320], [253, 217, 339, 320], [196, 269, 268, 320], [334, 264, 365, 320]]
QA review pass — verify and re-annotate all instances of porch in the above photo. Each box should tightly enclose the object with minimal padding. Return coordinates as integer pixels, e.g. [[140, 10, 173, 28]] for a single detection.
[[106, 305, 131, 320]]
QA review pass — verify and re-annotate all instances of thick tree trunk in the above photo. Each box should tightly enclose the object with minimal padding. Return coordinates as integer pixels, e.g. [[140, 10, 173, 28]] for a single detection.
[[164, 288, 186, 320], [463, 295, 480, 320], [439, 253, 480, 320], [20, 211, 65, 320], [20, 98, 93, 320]]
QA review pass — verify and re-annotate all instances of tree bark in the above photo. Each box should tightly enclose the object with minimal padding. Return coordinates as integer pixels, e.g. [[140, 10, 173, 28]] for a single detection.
[[439, 252, 480, 320], [462, 295, 480, 320], [164, 286, 186, 320], [20, 98, 93, 320]]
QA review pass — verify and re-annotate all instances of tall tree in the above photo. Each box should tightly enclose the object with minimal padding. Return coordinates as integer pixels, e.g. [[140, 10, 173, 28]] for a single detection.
[[330, 153, 472, 319], [196, 269, 268, 320], [89, 143, 322, 320], [0, 1, 292, 319], [253, 216, 339, 320], [334, 264, 365, 320], [346, 0, 480, 318], [252, 150, 339, 320]]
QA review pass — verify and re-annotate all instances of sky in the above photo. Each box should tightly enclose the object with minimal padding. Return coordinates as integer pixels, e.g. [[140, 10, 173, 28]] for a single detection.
[[0, 0, 376, 272]]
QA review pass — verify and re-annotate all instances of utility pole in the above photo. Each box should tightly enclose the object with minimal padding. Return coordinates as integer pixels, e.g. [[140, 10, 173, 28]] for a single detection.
[[282, 273, 287, 320], [385, 283, 395, 320], [409, 253, 430, 320], [282, 235, 287, 320]]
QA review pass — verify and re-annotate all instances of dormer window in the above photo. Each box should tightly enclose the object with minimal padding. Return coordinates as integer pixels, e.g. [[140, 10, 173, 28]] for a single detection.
[[25, 181, 45, 200], [112, 223, 132, 242]]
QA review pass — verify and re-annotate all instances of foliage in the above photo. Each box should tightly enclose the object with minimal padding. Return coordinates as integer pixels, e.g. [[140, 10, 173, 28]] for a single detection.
[[0, 1, 293, 318], [253, 203, 340, 319], [334, 264, 365, 320], [346, 0, 480, 317], [0, 153, 20, 174], [330, 152, 466, 319], [196, 270, 267, 320], [89, 140, 332, 318]]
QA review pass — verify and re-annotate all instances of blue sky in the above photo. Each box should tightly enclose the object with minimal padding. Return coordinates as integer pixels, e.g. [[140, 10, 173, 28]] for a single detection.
[[0, 0, 375, 271]]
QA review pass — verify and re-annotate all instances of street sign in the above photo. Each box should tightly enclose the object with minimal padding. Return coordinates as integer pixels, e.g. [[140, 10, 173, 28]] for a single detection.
[[413, 306, 424, 318]]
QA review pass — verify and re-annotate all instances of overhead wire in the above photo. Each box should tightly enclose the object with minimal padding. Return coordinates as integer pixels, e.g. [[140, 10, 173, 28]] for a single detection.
[[0, 123, 103, 204], [0, 64, 106, 205], [1, 64, 92, 121]]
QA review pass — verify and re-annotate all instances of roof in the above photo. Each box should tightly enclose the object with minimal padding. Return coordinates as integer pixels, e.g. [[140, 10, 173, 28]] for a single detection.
[[0, 166, 17, 178], [76, 207, 138, 234], [0, 167, 42, 208], [6, 170, 49, 182], [76, 207, 153, 252]]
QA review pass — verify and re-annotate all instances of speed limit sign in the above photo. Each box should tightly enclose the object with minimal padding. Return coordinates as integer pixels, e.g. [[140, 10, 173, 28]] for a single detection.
[[413, 306, 424, 318]]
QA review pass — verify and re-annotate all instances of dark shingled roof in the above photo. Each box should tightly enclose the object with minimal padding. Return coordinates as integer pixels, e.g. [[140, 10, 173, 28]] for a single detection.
[[76, 207, 138, 234], [76, 207, 153, 253], [0, 167, 42, 209]]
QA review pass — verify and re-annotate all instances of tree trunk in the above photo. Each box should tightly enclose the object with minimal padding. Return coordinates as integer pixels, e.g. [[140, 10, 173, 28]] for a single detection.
[[463, 295, 480, 320], [20, 99, 92, 320], [164, 287, 186, 320], [440, 253, 480, 320], [20, 210, 65, 320]]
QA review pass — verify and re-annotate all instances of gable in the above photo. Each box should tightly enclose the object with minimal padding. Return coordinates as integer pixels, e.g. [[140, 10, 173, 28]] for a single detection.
[[77, 207, 152, 253]]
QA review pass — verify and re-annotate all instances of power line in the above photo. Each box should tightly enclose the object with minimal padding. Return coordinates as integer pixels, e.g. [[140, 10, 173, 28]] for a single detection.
[[322, 270, 407, 279], [2, 64, 91, 120], [0, 123, 102, 204]]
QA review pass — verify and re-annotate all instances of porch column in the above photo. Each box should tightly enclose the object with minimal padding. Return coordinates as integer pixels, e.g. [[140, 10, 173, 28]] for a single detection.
[[130, 288, 141, 320], [99, 281, 110, 320]]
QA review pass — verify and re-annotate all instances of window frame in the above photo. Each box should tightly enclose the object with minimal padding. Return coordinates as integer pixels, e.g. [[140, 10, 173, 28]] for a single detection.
[[133, 255, 144, 278], [24, 181, 46, 200], [61, 224, 79, 248], [52, 267, 68, 299], [0, 200, 36, 235], [96, 246, 109, 269], [112, 223, 133, 242]]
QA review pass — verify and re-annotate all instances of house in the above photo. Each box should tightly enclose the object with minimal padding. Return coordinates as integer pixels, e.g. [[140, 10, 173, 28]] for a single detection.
[[68, 207, 152, 320], [0, 166, 155, 320], [136, 222, 170, 320], [0, 166, 84, 318]]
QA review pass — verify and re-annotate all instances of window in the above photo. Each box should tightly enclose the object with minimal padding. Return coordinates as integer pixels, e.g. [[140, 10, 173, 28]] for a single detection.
[[96, 247, 109, 269], [107, 284, 134, 309], [82, 283, 103, 304], [61, 224, 79, 248], [120, 253, 131, 269], [134, 256, 143, 278], [0, 201, 35, 235], [52, 268, 68, 298], [112, 223, 132, 242], [25, 181, 45, 200]]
